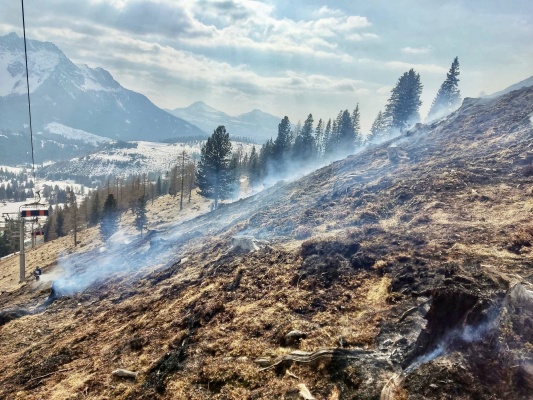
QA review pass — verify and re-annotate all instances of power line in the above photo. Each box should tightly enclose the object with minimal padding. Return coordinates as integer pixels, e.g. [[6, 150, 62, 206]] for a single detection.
[[21, 0, 36, 178]]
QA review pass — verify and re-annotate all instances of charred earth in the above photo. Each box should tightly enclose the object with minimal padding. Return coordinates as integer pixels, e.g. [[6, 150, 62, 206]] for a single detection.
[[0, 86, 533, 399]]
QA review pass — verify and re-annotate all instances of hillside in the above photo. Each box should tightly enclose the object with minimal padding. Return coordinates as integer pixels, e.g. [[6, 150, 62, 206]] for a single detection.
[[0, 86, 533, 399], [0, 33, 205, 144], [38, 140, 255, 182]]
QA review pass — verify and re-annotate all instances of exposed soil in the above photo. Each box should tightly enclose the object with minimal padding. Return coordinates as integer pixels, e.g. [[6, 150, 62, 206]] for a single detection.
[[0, 87, 532, 399]]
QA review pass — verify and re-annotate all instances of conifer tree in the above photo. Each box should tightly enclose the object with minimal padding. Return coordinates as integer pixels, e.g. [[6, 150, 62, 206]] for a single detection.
[[292, 114, 316, 162], [259, 138, 275, 179], [368, 111, 390, 143], [337, 110, 355, 155], [273, 117, 292, 171], [323, 119, 332, 156], [248, 146, 261, 187], [100, 194, 118, 241], [134, 195, 147, 237], [385, 69, 423, 132], [89, 191, 100, 227], [427, 57, 461, 120], [196, 126, 234, 209], [314, 118, 324, 157], [351, 104, 362, 147]]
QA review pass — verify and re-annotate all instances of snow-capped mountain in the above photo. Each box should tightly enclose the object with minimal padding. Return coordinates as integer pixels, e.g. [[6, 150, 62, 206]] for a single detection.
[[0, 32, 205, 143], [168, 101, 281, 142]]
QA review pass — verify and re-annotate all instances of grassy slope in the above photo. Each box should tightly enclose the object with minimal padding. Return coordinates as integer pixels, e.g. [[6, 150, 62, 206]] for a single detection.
[[0, 87, 532, 399]]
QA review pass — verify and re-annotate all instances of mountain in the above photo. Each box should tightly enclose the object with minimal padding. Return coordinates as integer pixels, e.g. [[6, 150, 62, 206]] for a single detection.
[[1, 86, 533, 399], [487, 74, 533, 98], [0, 33, 205, 143], [168, 101, 281, 142]]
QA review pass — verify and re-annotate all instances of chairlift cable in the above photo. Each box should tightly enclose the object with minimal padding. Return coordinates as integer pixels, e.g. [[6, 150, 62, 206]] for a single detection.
[[21, 0, 36, 181]]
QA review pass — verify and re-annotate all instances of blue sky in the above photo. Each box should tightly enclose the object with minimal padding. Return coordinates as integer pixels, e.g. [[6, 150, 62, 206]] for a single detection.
[[1, 0, 531, 131]]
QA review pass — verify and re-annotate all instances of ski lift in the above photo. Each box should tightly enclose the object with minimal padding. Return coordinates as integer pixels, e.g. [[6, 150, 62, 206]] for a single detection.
[[20, 190, 48, 218]]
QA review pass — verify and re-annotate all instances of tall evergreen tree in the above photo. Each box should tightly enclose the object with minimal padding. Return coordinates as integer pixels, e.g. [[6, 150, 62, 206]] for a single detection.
[[134, 195, 147, 237], [351, 104, 362, 147], [259, 138, 275, 179], [89, 191, 100, 227], [323, 119, 332, 156], [337, 110, 355, 155], [292, 114, 316, 162], [196, 126, 234, 209], [314, 118, 324, 157], [100, 194, 118, 241], [368, 111, 390, 143], [427, 57, 461, 120], [273, 116, 292, 171], [385, 69, 423, 132], [248, 146, 261, 187]]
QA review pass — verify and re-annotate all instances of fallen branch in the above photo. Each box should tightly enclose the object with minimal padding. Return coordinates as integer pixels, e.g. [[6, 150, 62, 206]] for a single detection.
[[259, 348, 373, 371], [27, 368, 71, 382]]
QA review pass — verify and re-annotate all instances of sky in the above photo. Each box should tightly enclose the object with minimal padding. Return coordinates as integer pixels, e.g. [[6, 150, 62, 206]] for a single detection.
[[1, 0, 532, 131]]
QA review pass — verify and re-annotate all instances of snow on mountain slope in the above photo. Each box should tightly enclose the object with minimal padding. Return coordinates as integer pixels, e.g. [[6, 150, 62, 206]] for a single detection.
[[40, 140, 255, 179], [0, 33, 61, 96], [43, 123, 113, 146], [0, 33, 205, 143]]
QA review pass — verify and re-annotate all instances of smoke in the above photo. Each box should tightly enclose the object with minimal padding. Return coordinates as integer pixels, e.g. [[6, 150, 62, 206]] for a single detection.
[[50, 226, 185, 297], [47, 126, 405, 297], [404, 303, 501, 375]]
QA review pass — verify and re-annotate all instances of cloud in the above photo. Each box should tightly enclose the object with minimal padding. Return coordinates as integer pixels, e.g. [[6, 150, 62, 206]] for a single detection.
[[315, 6, 345, 17], [401, 46, 432, 55], [385, 61, 447, 74]]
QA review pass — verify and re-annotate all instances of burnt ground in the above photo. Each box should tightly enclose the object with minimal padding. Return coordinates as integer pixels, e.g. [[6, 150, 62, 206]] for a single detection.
[[0, 87, 532, 399]]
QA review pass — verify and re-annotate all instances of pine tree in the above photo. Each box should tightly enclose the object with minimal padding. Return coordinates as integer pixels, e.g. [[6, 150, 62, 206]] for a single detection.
[[100, 194, 118, 241], [385, 69, 423, 132], [196, 126, 234, 209], [259, 138, 275, 179], [67, 190, 78, 246], [248, 146, 261, 187], [323, 119, 332, 156], [351, 104, 362, 147], [337, 110, 355, 156], [292, 114, 316, 162], [314, 118, 324, 157], [89, 191, 100, 227], [273, 116, 292, 171], [427, 57, 461, 120], [56, 206, 65, 238], [134, 195, 147, 237], [368, 111, 390, 143]]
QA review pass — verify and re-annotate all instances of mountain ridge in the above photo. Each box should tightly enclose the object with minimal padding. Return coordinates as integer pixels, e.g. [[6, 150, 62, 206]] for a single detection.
[[168, 101, 282, 142]]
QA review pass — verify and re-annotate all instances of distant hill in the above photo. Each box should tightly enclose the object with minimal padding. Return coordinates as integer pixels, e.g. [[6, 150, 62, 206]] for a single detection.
[[38, 139, 255, 184], [168, 101, 281, 143], [0, 32, 206, 143], [487, 75, 533, 98]]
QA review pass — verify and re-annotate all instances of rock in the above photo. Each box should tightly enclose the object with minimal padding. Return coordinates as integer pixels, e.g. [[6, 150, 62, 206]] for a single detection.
[[112, 369, 138, 379], [254, 358, 271, 367], [284, 330, 308, 346], [231, 236, 260, 253], [298, 383, 316, 400]]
